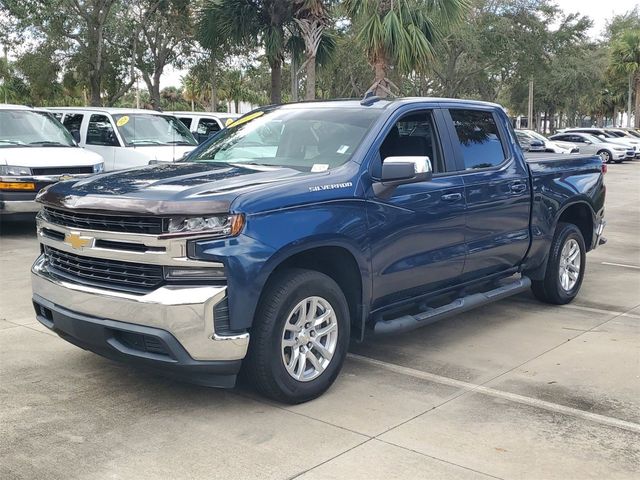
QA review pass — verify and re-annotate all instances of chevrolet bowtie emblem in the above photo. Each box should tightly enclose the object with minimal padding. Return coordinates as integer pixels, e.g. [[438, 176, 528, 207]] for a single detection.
[[64, 232, 94, 250]]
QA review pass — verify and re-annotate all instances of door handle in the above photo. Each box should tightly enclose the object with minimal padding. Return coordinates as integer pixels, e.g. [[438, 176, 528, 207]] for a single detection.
[[441, 193, 462, 202], [510, 182, 527, 193]]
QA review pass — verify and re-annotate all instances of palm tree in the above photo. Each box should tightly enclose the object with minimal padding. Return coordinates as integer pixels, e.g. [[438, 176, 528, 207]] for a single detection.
[[199, 0, 292, 104], [610, 29, 640, 128], [292, 0, 331, 100], [344, 0, 468, 97]]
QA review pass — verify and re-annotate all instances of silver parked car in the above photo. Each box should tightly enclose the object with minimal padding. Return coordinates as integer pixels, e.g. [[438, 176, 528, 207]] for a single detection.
[[563, 128, 639, 158], [549, 132, 630, 163], [518, 129, 579, 154]]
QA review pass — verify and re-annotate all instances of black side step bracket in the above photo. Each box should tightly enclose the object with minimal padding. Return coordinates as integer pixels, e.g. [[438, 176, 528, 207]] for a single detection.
[[373, 276, 532, 336]]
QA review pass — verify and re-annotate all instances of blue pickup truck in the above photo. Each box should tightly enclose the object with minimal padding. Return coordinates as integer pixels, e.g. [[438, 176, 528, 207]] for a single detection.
[[31, 98, 606, 403]]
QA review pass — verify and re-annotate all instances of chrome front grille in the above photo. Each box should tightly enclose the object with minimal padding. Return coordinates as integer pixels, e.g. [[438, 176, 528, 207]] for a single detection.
[[43, 207, 165, 235], [44, 246, 164, 294]]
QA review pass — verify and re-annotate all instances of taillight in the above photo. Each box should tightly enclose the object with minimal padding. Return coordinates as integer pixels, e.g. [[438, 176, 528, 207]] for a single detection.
[[602, 163, 607, 174]]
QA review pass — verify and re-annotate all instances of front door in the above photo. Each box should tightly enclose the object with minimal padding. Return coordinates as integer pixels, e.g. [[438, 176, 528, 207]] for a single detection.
[[366, 109, 467, 309]]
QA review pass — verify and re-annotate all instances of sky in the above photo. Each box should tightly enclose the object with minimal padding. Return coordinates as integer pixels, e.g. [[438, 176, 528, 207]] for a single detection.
[[160, 0, 639, 88]]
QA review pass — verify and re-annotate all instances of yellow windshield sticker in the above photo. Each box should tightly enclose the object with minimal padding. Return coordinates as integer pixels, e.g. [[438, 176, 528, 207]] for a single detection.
[[116, 116, 129, 127], [225, 118, 234, 127], [227, 111, 264, 128]]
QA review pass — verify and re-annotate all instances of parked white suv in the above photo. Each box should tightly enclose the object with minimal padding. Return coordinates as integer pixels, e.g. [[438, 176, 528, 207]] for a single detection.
[[169, 111, 240, 143], [0, 105, 104, 216], [49, 108, 198, 170]]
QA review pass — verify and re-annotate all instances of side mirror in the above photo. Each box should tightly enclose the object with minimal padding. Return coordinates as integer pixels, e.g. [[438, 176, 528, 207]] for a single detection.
[[71, 130, 81, 143], [374, 156, 432, 196], [584, 140, 592, 144]]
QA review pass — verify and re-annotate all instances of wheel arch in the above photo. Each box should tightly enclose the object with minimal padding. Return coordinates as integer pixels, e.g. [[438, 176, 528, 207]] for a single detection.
[[257, 241, 368, 340], [556, 201, 595, 252]]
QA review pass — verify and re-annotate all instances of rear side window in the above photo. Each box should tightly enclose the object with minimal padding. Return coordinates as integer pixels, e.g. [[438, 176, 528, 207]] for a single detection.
[[450, 110, 506, 170], [62, 114, 83, 134], [87, 114, 119, 146], [178, 117, 192, 129], [197, 118, 221, 135]]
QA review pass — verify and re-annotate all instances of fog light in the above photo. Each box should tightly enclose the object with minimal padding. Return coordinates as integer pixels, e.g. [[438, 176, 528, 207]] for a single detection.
[[163, 266, 225, 280]]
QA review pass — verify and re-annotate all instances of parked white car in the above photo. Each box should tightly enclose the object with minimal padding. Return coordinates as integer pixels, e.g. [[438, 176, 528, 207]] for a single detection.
[[549, 132, 631, 163], [0, 105, 104, 216], [169, 111, 240, 143], [562, 128, 639, 158], [48, 107, 198, 171], [518, 129, 579, 154]]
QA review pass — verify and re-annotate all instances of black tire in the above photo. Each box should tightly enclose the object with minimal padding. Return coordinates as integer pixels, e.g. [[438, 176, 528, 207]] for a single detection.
[[244, 268, 350, 404], [531, 222, 586, 305], [597, 150, 612, 164]]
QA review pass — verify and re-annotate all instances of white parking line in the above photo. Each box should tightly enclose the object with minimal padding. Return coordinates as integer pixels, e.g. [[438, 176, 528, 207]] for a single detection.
[[348, 353, 640, 434], [601, 261, 640, 270]]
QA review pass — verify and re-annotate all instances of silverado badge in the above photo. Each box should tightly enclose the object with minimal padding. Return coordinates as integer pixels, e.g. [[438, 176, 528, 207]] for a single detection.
[[64, 232, 94, 250]]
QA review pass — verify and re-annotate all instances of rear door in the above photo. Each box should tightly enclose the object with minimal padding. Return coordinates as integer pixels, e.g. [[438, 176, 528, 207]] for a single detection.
[[446, 107, 531, 280], [366, 107, 467, 308]]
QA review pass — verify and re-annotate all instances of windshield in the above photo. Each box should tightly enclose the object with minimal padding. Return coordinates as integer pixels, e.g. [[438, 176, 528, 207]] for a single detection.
[[113, 114, 197, 147], [526, 130, 548, 142], [0, 110, 76, 148], [188, 107, 382, 171], [582, 133, 606, 144], [625, 130, 640, 138]]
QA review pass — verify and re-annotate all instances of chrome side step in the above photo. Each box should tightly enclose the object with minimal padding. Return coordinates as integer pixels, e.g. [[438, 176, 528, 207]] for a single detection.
[[373, 276, 532, 336]]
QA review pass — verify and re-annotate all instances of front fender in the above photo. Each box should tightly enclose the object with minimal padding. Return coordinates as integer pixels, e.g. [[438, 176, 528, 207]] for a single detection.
[[193, 200, 370, 331]]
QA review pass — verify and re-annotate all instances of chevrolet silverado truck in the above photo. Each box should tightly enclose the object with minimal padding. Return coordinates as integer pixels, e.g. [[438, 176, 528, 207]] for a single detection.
[[31, 98, 606, 403]]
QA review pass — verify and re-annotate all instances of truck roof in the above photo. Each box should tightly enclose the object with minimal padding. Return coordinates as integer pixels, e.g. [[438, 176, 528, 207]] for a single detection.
[[0, 104, 33, 110], [273, 97, 503, 110], [45, 106, 174, 116]]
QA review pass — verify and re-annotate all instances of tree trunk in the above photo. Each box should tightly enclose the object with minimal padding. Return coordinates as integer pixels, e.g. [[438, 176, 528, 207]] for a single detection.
[[270, 57, 282, 104], [305, 55, 316, 100], [635, 75, 640, 129], [291, 55, 298, 102], [210, 58, 217, 112], [234, 98, 239, 113], [89, 73, 102, 106]]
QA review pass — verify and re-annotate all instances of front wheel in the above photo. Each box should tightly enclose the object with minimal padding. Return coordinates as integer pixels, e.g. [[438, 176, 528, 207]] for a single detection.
[[244, 268, 350, 404], [531, 222, 586, 305], [597, 150, 612, 164]]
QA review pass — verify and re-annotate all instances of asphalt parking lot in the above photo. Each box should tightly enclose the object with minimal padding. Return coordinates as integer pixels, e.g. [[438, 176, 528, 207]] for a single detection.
[[1, 163, 639, 480]]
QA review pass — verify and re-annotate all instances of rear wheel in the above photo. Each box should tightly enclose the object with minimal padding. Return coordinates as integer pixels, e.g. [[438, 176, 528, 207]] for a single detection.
[[244, 268, 350, 404], [531, 222, 586, 305]]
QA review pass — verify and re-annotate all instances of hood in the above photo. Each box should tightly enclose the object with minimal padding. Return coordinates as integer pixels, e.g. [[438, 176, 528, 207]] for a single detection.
[[37, 161, 321, 215], [128, 145, 195, 162], [0, 146, 103, 167]]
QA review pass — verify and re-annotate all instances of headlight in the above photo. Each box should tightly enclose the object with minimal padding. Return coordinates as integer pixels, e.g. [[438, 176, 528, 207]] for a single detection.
[[612, 147, 625, 151], [93, 163, 104, 173], [0, 165, 32, 176], [166, 214, 245, 236]]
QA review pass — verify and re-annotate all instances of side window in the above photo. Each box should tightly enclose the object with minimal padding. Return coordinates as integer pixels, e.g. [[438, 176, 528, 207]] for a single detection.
[[450, 109, 506, 170], [62, 114, 83, 134], [86, 114, 119, 146], [52, 112, 63, 121], [197, 118, 221, 136], [378, 111, 444, 173], [178, 117, 192, 129], [569, 135, 584, 143]]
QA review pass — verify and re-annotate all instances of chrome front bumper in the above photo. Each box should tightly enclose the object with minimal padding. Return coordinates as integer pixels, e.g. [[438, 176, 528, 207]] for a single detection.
[[1, 199, 40, 213], [31, 255, 249, 361]]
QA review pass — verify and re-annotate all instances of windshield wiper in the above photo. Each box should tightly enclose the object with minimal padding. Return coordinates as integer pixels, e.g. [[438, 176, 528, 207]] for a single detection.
[[29, 141, 70, 147], [0, 140, 25, 145], [129, 139, 164, 145], [166, 140, 194, 145]]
